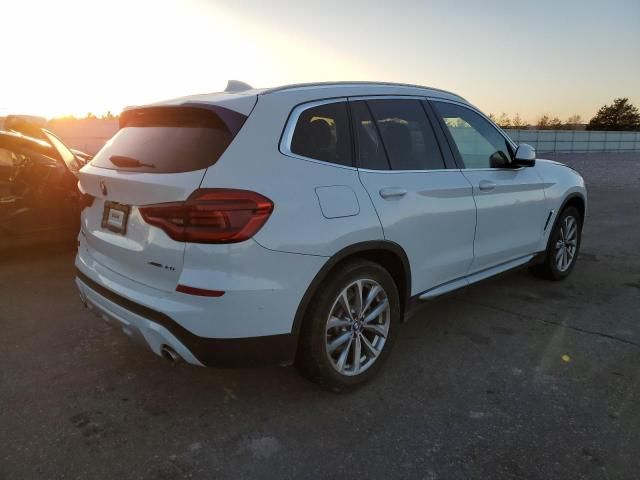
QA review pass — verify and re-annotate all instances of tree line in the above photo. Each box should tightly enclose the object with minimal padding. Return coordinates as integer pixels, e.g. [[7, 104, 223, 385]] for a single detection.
[[54, 111, 119, 121], [491, 98, 640, 131]]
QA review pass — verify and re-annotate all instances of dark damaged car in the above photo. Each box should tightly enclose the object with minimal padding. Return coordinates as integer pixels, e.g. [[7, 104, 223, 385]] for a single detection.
[[0, 129, 88, 248]]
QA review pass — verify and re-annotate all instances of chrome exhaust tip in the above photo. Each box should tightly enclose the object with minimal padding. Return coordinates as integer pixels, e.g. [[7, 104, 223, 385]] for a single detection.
[[160, 345, 182, 365]]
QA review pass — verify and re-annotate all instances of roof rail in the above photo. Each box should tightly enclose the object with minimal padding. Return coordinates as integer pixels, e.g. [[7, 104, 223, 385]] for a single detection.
[[262, 81, 466, 101]]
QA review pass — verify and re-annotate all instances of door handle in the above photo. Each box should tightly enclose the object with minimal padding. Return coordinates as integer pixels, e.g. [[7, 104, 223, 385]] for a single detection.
[[478, 180, 496, 192], [379, 187, 408, 199]]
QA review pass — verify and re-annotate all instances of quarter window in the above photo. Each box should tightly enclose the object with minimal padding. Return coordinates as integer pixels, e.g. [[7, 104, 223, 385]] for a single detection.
[[432, 101, 513, 169], [366, 99, 445, 170], [290, 102, 352, 167]]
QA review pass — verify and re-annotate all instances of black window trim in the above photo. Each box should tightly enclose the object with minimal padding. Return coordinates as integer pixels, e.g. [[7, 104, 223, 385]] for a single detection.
[[279, 97, 356, 169], [348, 99, 392, 171], [427, 98, 520, 171], [420, 100, 459, 170]]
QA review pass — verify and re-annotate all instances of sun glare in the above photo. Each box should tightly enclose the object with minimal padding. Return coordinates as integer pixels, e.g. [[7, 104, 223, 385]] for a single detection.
[[4, 0, 637, 121], [1, 0, 370, 119]]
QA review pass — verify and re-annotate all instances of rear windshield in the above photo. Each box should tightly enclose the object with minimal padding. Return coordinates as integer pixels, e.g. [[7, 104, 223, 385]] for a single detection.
[[91, 106, 247, 173]]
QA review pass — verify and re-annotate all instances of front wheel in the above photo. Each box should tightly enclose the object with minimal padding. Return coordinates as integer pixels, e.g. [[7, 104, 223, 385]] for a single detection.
[[532, 206, 582, 280], [296, 259, 401, 392]]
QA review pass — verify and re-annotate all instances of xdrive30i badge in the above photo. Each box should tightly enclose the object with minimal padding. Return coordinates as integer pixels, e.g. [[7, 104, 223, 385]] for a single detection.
[[148, 261, 176, 271]]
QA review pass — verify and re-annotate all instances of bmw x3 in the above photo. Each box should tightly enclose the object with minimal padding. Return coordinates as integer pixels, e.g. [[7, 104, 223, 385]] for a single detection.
[[75, 82, 587, 390]]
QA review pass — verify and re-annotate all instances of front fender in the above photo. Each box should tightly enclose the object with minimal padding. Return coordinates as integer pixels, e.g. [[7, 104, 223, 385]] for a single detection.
[[534, 159, 587, 250]]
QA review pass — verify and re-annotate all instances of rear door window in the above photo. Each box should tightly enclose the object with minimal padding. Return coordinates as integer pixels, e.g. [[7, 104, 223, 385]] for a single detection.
[[289, 101, 353, 167], [366, 99, 445, 170], [91, 106, 247, 173]]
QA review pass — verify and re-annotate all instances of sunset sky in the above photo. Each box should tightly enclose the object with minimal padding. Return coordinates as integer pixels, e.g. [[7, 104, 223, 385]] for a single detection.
[[2, 0, 639, 122]]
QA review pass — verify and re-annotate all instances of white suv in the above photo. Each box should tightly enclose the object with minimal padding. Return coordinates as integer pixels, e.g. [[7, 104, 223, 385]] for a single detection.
[[75, 82, 586, 390]]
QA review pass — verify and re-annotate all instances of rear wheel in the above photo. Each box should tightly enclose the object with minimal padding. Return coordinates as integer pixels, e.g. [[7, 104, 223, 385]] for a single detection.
[[296, 259, 401, 391], [531, 206, 582, 280]]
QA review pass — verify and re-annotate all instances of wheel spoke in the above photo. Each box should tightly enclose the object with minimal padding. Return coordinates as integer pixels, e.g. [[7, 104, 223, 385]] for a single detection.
[[335, 337, 352, 372], [359, 333, 379, 357], [364, 299, 389, 324], [352, 336, 362, 375], [328, 332, 351, 354], [363, 322, 387, 338], [339, 291, 355, 322], [555, 247, 564, 263], [327, 316, 351, 331], [361, 285, 381, 316], [354, 280, 364, 318]]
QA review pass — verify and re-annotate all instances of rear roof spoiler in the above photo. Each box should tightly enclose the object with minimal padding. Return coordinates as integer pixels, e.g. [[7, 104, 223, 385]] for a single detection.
[[119, 104, 248, 137]]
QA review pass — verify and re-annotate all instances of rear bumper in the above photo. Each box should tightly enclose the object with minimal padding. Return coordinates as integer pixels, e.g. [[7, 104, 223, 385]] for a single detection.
[[76, 269, 297, 367], [75, 231, 328, 367]]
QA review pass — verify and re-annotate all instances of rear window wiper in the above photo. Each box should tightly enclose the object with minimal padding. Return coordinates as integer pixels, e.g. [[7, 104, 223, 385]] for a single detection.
[[110, 155, 156, 169]]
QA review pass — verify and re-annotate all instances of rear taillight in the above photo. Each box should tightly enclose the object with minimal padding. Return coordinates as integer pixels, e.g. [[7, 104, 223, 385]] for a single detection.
[[139, 189, 274, 244]]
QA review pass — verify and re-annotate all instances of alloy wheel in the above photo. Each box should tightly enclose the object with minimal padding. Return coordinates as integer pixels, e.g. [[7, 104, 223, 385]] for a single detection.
[[325, 279, 390, 376], [554, 215, 578, 272]]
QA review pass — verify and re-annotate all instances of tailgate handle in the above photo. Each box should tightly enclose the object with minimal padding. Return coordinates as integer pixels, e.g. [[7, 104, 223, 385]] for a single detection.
[[379, 187, 407, 199]]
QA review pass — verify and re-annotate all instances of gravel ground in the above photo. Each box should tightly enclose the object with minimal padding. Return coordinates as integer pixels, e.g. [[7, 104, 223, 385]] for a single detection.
[[543, 152, 640, 190], [1, 153, 639, 480]]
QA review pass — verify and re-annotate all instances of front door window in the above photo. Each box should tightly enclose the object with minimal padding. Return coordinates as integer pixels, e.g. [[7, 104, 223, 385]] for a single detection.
[[432, 101, 513, 169]]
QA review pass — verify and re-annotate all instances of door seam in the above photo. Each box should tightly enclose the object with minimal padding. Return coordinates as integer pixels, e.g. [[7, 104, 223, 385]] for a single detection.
[[459, 170, 478, 275], [356, 169, 387, 240]]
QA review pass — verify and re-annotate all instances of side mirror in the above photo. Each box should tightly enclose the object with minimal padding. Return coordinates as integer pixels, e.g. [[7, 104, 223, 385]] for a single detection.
[[513, 143, 536, 167]]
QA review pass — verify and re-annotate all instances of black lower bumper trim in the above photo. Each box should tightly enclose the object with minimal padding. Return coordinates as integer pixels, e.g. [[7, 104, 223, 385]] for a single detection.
[[75, 268, 296, 368]]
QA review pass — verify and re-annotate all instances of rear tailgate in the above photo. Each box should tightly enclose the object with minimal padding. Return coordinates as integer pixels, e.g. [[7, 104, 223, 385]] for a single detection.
[[78, 104, 249, 292], [79, 166, 205, 291]]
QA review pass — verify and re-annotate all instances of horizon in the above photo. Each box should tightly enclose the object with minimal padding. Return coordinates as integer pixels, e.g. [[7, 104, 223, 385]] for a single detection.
[[2, 0, 639, 121], [3, 89, 637, 127], [1, 98, 624, 127]]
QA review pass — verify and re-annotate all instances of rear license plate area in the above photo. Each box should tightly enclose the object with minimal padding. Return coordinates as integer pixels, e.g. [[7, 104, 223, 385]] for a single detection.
[[101, 201, 130, 235]]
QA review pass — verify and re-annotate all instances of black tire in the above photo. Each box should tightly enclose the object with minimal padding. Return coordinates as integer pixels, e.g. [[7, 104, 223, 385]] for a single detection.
[[295, 259, 401, 392], [531, 206, 582, 281]]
